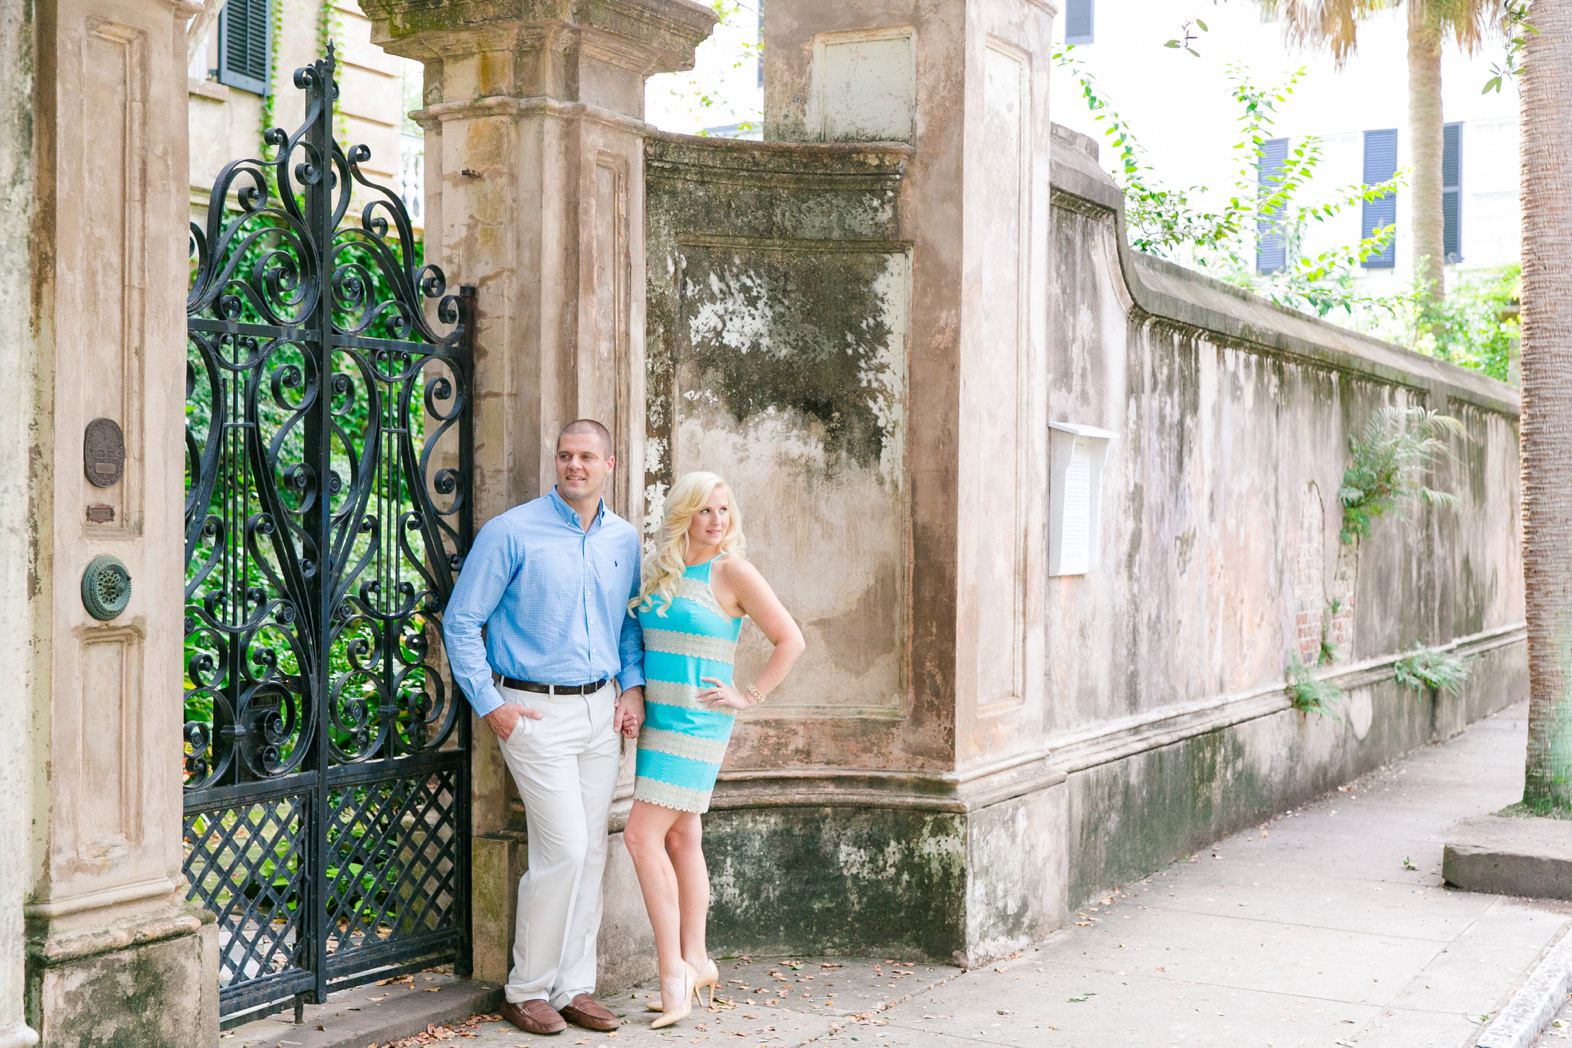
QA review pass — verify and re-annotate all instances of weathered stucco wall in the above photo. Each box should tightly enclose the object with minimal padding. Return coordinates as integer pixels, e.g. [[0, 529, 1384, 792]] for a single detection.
[[1046, 125, 1525, 906], [644, 133, 930, 769], [644, 118, 1525, 959]]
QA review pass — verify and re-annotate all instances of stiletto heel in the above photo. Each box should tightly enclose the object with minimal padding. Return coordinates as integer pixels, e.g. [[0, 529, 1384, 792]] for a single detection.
[[695, 959, 719, 1009], [650, 963, 697, 1029]]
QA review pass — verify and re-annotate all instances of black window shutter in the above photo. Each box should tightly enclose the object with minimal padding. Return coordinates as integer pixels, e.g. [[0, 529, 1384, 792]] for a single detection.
[[1443, 122, 1462, 263], [1256, 137, 1289, 275], [1361, 128, 1398, 269], [218, 0, 271, 96], [1066, 0, 1094, 44]]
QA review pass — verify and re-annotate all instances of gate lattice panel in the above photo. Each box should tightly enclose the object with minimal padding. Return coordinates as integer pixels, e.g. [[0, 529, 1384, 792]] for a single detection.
[[182, 48, 474, 1025]]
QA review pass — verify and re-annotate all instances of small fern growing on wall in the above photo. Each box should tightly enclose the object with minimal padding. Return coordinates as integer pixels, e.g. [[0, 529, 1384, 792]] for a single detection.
[[1339, 406, 1466, 543], [1286, 655, 1343, 718], [1393, 643, 1472, 695]]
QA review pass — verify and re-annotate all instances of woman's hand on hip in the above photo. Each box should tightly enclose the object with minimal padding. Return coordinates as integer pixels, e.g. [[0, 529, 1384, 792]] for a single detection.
[[698, 676, 754, 711]]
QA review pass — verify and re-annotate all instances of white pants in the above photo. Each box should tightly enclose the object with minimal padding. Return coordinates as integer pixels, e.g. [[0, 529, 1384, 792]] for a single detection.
[[495, 681, 620, 1008]]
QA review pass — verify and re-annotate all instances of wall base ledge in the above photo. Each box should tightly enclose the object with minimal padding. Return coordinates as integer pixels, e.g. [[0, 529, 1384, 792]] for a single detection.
[[711, 750, 1065, 813], [27, 899, 204, 967], [1048, 624, 1526, 775]]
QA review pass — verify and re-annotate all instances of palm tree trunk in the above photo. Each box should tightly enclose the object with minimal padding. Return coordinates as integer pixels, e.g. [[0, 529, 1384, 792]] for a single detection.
[[1520, 0, 1572, 811], [1408, 1, 1446, 332]]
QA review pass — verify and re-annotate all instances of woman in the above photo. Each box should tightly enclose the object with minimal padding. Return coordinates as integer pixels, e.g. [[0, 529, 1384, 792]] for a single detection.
[[623, 471, 806, 1029]]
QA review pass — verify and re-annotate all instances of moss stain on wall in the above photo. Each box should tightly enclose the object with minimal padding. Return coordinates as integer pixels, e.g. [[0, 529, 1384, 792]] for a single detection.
[[678, 245, 908, 481]]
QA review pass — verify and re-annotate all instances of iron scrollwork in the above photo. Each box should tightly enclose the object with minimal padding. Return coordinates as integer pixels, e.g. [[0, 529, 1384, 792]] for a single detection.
[[183, 47, 474, 1022]]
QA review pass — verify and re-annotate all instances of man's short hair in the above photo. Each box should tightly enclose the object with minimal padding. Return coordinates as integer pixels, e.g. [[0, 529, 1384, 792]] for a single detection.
[[558, 419, 613, 456]]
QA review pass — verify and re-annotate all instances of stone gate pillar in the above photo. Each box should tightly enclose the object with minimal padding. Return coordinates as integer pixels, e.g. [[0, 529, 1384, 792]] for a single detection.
[[20, 0, 219, 1042], [358, 0, 716, 985], [732, 0, 1064, 963], [0, 0, 37, 1044]]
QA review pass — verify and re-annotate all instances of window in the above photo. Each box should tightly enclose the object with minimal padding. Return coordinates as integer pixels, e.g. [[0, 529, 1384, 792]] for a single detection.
[[217, 0, 270, 96], [1066, 0, 1094, 45], [1361, 128, 1398, 269], [1443, 121, 1462, 263], [1256, 137, 1289, 275]]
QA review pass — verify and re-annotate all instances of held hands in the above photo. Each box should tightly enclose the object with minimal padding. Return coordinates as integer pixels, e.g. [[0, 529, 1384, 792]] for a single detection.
[[698, 676, 758, 711], [483, 701, 543, 742], [614, 686, 645, 739]]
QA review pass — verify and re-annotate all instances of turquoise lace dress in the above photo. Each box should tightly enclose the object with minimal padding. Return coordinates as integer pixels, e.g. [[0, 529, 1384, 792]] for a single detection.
[[634, 556, 744, 813]]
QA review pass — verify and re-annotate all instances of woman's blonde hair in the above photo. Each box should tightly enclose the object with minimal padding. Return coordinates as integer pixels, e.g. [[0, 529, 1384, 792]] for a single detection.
[[631, 471, 745, 616]]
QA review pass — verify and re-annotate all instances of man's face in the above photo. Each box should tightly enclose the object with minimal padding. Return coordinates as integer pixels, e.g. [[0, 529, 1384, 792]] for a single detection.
[[556, 431, 614, 504]]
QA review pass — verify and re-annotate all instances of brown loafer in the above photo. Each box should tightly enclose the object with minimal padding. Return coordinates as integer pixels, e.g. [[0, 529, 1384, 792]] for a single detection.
[[501, 998, 567, 1035], [559, 993, 620, 1031]]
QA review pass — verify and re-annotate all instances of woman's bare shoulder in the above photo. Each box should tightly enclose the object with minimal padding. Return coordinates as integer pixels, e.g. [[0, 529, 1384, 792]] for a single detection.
[[714, 553, 763, 586]]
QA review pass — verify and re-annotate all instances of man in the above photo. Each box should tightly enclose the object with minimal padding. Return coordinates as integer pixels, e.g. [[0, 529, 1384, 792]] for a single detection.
[[444, 419, 645, 1036]]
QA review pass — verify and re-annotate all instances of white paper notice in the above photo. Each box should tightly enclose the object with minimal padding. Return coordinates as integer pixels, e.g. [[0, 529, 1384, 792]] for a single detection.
[[1059, 438, 1093, 575]]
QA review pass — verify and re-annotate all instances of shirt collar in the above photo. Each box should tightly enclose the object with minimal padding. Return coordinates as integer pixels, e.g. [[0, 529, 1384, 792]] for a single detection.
[[548, 487, 605, 531]]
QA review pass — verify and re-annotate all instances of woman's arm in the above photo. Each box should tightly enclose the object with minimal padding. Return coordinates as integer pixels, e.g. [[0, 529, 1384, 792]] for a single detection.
[[699, 558, 805, 711]]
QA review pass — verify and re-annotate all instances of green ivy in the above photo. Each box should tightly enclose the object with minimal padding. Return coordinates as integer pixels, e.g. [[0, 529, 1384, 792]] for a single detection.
[[257, 0, 284, 151], [317, 0, 348, 140]]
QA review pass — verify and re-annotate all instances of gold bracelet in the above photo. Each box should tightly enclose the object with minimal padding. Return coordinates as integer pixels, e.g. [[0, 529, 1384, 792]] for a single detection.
[[744, 683, 764, 706]]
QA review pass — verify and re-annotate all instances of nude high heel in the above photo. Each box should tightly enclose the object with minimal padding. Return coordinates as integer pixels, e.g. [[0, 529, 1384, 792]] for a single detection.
[[650, 962, 698, 1029], [648, 958, 719, 1011], [695, 959, 719, 1009]]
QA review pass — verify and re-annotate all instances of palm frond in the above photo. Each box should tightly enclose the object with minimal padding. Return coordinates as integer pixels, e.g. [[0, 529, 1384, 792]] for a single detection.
[[1258, 0, 1502, 64]]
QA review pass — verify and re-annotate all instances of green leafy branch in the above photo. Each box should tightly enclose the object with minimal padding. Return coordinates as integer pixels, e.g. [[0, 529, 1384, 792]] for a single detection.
[[1165, 19, 1210, 57], [1055, 55, 1410, 318], [653, 0, 761, 133], [1484, 0, 1535, 94]]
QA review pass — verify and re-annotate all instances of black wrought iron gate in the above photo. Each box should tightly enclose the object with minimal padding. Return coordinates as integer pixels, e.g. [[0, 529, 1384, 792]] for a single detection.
[[182, 49, 474, 1025]]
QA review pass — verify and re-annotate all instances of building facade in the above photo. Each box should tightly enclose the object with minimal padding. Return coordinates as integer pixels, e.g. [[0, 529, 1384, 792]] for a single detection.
[[186, 0, 422, 225], [1047, 0, 1522, 283]]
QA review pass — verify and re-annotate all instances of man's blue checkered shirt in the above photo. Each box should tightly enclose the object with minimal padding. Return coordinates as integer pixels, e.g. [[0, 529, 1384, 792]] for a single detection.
[[443, 488, 645, 716]]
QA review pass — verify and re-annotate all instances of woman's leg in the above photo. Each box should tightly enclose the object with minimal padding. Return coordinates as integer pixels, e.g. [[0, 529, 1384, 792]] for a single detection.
[[664, 813, 710, 970], [623, 800, 687, 1007]]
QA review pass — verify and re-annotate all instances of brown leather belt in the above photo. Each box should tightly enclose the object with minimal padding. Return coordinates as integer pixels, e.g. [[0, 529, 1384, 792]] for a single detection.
[[500, 677, 609, 696]]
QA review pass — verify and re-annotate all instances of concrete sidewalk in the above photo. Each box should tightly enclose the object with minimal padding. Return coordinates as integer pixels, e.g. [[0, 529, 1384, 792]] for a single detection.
[[235, 699, 1569, 1048]]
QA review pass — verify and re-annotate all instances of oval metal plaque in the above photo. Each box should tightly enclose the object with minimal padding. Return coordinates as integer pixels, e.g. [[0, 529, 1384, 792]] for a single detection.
[[81, 554, 132, 620], [84, 418, 125, 488]]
